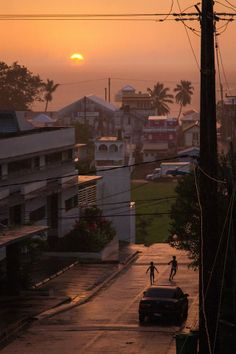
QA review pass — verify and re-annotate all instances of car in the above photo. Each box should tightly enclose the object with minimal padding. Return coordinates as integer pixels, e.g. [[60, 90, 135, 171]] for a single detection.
[[138, 285, 189, 324], [165, 169, 189, 177], [145, 168, 161, 180]]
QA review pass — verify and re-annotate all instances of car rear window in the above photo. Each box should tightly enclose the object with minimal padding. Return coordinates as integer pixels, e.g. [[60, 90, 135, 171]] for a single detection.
[[145, 288, 175, 298]]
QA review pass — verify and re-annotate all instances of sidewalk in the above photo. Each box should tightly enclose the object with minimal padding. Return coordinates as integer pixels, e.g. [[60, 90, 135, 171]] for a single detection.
[[0, 243, 139, 344]]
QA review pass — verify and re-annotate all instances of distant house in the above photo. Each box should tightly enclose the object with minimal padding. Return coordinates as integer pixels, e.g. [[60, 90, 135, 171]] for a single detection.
[[30, 113, 57, 127], [182, 121, 200, 147], [177, 147, 200, 162], [142, 115, 178, 161], [57, 95, 118, 136], [180, 109, 199, 129]]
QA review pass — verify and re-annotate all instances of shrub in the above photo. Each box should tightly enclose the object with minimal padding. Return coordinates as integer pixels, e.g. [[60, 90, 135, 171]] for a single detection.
[[55, 207, 116, 252]]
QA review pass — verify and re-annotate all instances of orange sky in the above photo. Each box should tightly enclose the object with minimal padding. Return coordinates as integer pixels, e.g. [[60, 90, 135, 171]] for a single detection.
[[0, 0, 235, 112]]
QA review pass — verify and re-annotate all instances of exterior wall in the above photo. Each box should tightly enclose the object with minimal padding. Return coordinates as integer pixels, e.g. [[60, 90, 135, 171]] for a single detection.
[[59, 185, 79, 237], [0, 128, 74, 161], [0, 126, 78, 242], [96, 166, 134, 243], [184, 126, 200, 147]]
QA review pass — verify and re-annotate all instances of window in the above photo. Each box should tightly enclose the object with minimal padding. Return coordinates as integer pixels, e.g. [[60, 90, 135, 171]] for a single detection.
[[65, 195, 78, 211], [8, 159, 31, 174], [63, 149, 73, 162], [45, 152, 62, 165], [109, 144, 118, 152], [99, 144, 108, 152], [29, 206, 46, 222], [32, 157, 40, 169], [79, 185, 96, 206]]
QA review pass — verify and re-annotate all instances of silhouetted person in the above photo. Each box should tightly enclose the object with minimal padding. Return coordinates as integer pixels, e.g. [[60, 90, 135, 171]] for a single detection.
[[168, 256, 178, 281], [146, 261, 159, 285]]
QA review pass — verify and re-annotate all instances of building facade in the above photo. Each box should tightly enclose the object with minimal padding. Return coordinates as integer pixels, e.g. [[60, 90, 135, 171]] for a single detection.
[[94, 136, 135, 243], [0, 112, 79, 249]]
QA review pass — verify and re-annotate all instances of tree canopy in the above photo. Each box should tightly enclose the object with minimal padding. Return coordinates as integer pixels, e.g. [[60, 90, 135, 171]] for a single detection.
[[0, 61, 45, 110], [44, 79, 60, 111], [147, 82, 173, 115], [174, 80, 194, 119]]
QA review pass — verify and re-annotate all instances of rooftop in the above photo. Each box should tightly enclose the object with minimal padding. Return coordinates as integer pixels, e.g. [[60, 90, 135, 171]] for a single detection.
[[97, 136, 119, 142], [0, 225, 48, 249], [78, 175, 102, 185]]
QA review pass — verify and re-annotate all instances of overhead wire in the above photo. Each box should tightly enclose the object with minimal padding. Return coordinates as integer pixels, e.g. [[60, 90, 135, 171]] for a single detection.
[[193, 164, 213, 354], [213, 185, 236, 353], [0, 153, 195, 189], [176, 0, 200, 70]]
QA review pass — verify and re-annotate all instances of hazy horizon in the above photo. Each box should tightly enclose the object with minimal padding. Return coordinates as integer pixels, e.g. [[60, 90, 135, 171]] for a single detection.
[[1, 0, 235, 113]]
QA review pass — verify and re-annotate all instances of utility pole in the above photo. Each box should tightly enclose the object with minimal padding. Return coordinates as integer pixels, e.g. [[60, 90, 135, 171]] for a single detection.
[[83, 96, 87, 124], [199, 0, 220, 353], [104, 87, 107, 101], [108, 77, 111, 103]]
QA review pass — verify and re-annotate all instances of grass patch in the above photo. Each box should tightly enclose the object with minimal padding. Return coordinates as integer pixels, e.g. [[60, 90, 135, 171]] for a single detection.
[[131, 180, 177, 245]]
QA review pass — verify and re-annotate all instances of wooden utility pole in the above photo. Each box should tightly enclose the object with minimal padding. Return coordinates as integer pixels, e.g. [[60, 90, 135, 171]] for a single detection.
[[199, 1, 220, 353], [108, 77, 111, 102]]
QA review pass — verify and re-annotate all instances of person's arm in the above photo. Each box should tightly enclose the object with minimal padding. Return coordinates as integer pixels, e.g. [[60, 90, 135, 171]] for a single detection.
[[154, 266, 159, 273], [168, 261, 171, 265], [146, 266, 150, 274]]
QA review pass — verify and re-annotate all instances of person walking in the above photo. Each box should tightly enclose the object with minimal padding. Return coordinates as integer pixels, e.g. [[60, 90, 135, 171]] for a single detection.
[[168, 255, 178, 281], [146, 261, 159, 285]]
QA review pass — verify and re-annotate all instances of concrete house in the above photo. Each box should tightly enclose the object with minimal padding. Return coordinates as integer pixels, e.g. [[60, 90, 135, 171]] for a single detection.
[[142, 116, 178, 162], [0, 111, 79, 248], [182, 122, 200, 147], [94, 135, 135, 243]]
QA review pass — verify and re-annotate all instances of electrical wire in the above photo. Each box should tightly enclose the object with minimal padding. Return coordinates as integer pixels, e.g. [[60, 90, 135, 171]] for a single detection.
[[213, 185, 235, 352], [218, 40, 231, 93], [193, 164, 213, 354], [0, 153, 194, 189], [176, 0, 200, 70], [224, 0, 236, 10]]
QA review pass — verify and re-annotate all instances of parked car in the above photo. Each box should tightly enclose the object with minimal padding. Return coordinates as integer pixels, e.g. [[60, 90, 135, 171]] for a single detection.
[[145, 168, 161, 180], [138, 285, 189, 324]]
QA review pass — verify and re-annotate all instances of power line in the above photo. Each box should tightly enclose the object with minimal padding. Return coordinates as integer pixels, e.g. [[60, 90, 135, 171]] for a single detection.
[[176, 0, 200, 70], [0, 153, 193, 189]]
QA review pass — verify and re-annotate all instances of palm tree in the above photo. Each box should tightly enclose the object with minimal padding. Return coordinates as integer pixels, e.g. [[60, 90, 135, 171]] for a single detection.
[[147, 82, 173, 115], [174, 80, 194, 120], [43, 79, 60, 112]]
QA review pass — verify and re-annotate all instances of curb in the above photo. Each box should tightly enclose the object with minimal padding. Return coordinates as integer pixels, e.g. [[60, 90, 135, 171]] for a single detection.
[[0, 250, 139, 346], [35, 251, 140, 321], [31, 260, 80, 289]]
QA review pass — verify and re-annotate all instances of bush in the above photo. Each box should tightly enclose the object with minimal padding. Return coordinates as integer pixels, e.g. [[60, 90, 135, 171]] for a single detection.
[[55, 207, 116, 252]]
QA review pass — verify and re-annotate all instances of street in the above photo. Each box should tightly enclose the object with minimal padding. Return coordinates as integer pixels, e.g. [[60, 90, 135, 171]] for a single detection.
[[2, 244, 198, 354]]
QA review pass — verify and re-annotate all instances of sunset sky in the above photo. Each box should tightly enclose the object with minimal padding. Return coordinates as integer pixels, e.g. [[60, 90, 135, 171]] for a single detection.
[[1, 0, 235, 112]]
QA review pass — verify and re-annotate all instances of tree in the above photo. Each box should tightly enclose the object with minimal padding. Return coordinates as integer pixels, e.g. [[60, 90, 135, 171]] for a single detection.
[[147, 82, 173, 115], [0, 61, 44, 110], [168, 174, 200, 268], [174, 80, 194, 120], [43, 79, 60, 112]]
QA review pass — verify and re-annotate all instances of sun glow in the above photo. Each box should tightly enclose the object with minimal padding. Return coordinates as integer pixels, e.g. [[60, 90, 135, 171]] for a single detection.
[[70, 53, 84, 61]]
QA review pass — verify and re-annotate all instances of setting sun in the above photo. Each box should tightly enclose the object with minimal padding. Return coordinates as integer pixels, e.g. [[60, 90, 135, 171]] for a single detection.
[[70, 53, 84, 61]]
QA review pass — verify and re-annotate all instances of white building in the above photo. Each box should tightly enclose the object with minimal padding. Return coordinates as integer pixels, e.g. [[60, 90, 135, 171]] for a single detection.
[[94, 136, 135, 243], [0, 111, 79, 249]]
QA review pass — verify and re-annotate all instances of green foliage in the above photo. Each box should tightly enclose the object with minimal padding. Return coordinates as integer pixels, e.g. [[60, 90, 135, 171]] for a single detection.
[[169, 174, 200, 268], [55, 207, 116, 252], [147, 82, 174, 115], [0, 61, 44, 110], [174, 80, 194, 119], [43, 79, 60, 111]]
